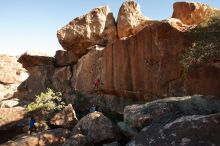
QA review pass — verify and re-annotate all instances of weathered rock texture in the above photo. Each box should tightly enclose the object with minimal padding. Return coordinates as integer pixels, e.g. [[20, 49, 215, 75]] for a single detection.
[[124, 95, 220, 129], [50, 104, 78, 127], [117, 0, 149, 38], [71, 21, 185, 98], [17, 52, 73, 100], [0, 55, 28, 107], [0, 107, 27, 144], [133, 113, 220, 146], [62, 133, 89, 146], [57, 6, 117, 57], [18, 51, 55, 70], [172, 2, 220, 25], [0, 55, 27, 84], [17, 2, 220, 101], [0, 107, 26, 130], [55, 50, 78, 66], [71, 112, 116, 144], [1, 128, 70, 146], [72, 16, 220, 98]]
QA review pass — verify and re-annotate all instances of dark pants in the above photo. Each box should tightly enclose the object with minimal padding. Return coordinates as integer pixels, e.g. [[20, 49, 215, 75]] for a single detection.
[[29, 126, 37, 135]]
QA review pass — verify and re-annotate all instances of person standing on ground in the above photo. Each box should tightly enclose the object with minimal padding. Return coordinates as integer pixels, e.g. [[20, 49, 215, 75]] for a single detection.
[[29, 117, 37, 135]]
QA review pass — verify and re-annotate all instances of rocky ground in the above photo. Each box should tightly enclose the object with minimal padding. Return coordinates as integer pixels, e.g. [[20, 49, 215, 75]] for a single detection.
[[1, 1, 220, 146]]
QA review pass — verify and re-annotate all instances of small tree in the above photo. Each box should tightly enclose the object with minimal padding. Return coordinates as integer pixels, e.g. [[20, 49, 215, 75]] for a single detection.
[[26, 88, 65, 112]]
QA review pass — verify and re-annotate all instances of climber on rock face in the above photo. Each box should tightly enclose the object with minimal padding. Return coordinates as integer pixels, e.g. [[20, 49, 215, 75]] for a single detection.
[[93, 79, 100, 90]]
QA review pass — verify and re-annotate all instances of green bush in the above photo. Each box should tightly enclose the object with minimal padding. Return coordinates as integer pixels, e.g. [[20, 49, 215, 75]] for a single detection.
[[0, 115, 6, 121], [26, 88, 65, 112]]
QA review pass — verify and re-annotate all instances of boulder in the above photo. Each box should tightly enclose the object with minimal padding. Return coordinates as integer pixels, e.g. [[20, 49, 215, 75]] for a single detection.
[[55, 50, 78, 66], [117, 122, 138, 138], [133, 113, 220, 146], [164, 18, 191, 32], [0, 107, 26, 131], [0, 107, 27, 144], [62, 133, 90, 146], [0, 55, 28, 84], [124, 95, 220, 129], [57, 6, 117, 57], [72, 112, 116, 143], [172, 2, 220, 25], [117, 0, 149, 38], [50, 104, 78, 128], [0, 83, 23, 101], [0, 98, 19, 108], [1, 128, 70, 146], [18, 51, 55, 70]]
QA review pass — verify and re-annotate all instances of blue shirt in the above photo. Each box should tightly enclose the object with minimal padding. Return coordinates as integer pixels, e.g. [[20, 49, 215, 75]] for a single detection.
[[30, 119, 35, 128]]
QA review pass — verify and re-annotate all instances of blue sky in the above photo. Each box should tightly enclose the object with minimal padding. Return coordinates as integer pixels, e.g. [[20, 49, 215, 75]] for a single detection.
[[0, 0, 219, 56]]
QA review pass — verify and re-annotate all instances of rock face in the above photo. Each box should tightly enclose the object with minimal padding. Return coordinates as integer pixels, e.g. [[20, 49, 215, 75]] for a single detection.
[[133, 113, 220, 146], [72, 21, 185, 98], [18, 51, 55, 70], [71, 112, 116, 144], [55, 50, 78, 66], [117, 0, 149, 38], [124, 95, 220, 129], [0, 55, 28, 107], [15, 2, 220, 102], [1, 128, 70, 146], [57, 6, 117, 57], [172, 2, 219, 25], [72, 16, 220, 98], [71, 46, 104, 92], [52, 66, 72, 93], [0, 107, 26, 130], [50, 104, 78, 127], [0, 55, 27, 84], [0, 107, 27, 144], [17, 53, 73, 100]]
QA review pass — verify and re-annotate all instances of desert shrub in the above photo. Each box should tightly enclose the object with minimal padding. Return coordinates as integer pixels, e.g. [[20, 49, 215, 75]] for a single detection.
[[180, 16, 220, 73], [0, 115, 6, 121], [26, 88, 65, 112]]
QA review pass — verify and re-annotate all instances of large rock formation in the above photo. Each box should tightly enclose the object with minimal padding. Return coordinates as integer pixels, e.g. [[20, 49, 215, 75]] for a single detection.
[[71, 12, 220, 98], [124, 95, 220, 129], [17, 1, 220, 101], [18, 51, 55, 70], [117, 0, 149, 38], [57, 6, 117, 57], [71, 21, 185, 98], [172, 2, 220, 25], [0, 55, 27, 84], [17, 52, 74, 101], [0, 55, 28, 107], [133, 113, 220, 146]]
